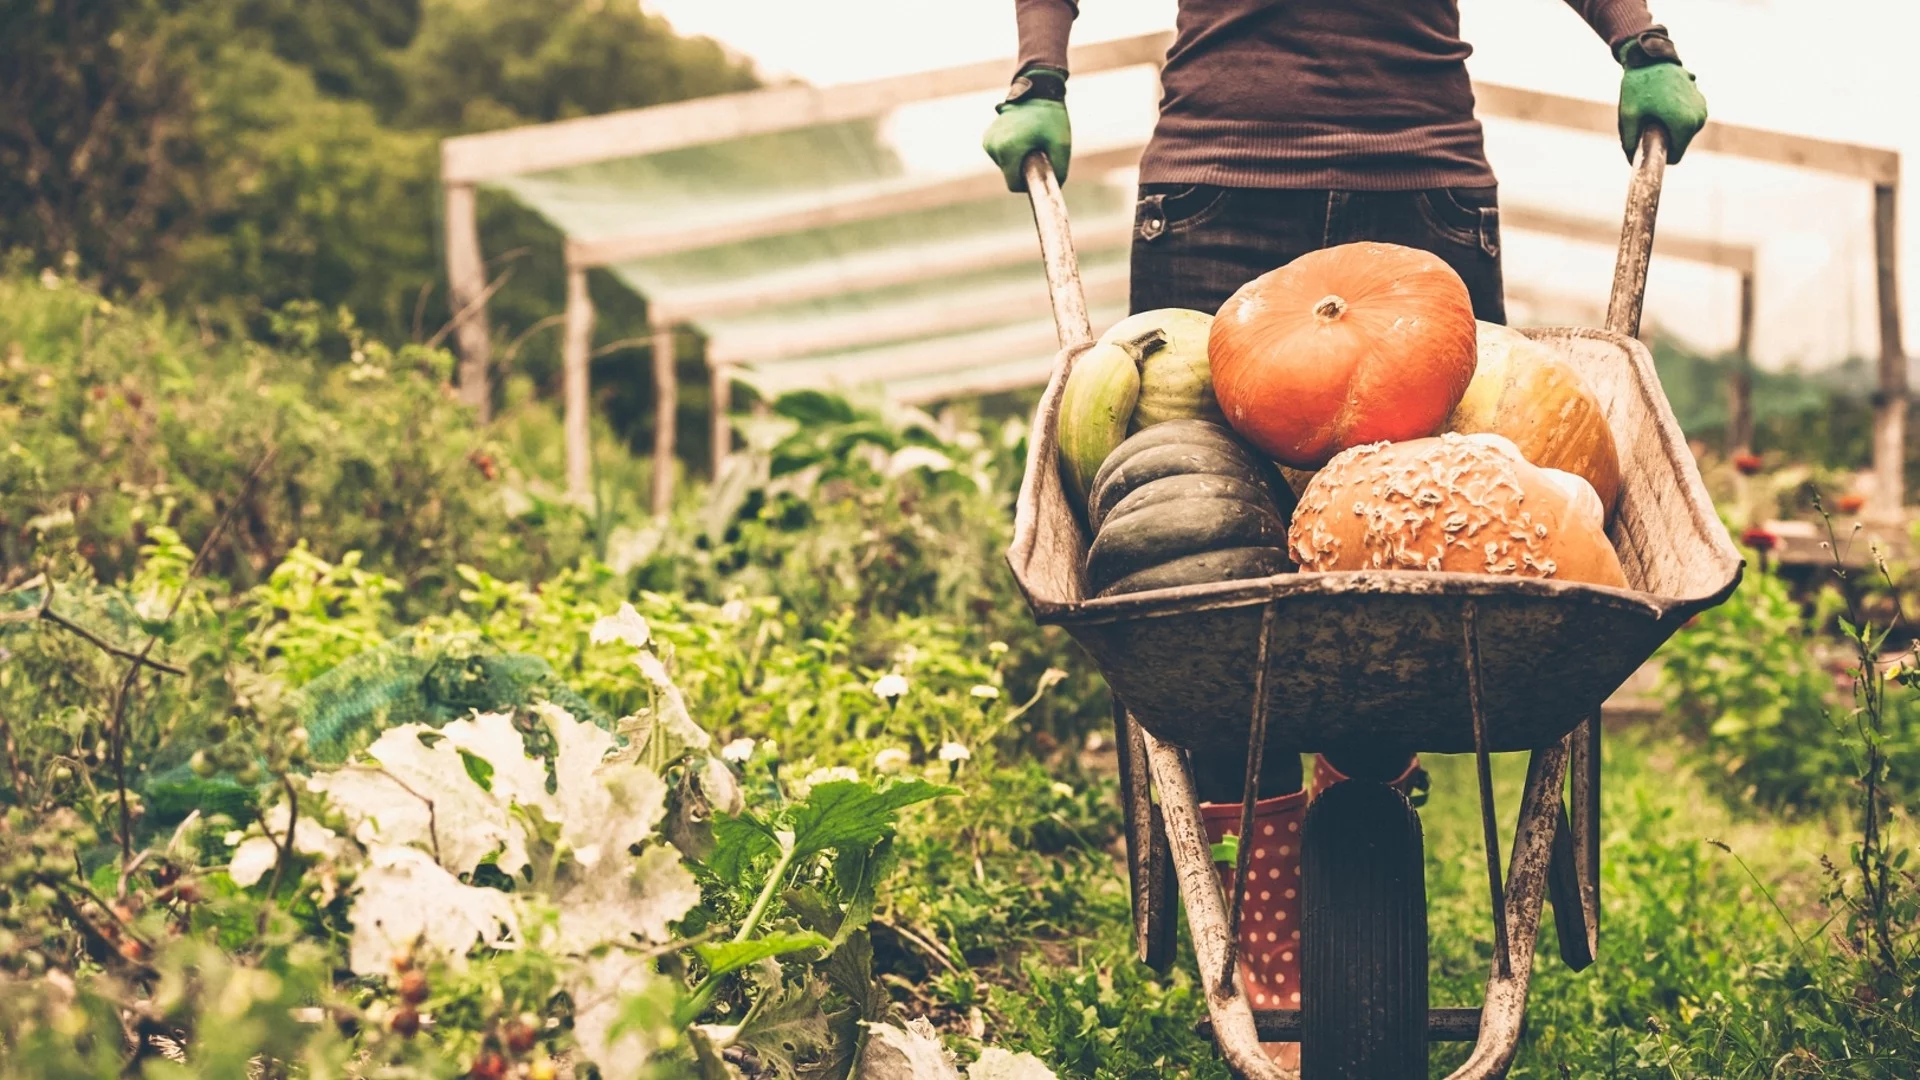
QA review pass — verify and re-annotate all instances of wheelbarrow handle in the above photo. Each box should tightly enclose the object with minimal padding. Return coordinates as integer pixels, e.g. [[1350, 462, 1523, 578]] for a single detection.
[[1605, 124, 1671, 340], [1029, 127, 1666, 343], [1023, 151, 1096, 348]]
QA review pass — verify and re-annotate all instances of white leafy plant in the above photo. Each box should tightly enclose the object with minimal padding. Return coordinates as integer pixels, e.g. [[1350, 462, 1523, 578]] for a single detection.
[[228, 604, 728, 1080]]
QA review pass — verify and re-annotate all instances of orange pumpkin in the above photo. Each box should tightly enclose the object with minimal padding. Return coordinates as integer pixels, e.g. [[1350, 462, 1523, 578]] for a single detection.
[[1287, 433, 1628, 588], [1209, 242, 1478, 469], [1447, 321, 1623, 520]]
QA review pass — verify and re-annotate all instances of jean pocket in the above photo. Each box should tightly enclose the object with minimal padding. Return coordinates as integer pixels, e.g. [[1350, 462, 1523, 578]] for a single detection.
[[1416, 188, 1500, 259], [1136, 185, 1231, 242]]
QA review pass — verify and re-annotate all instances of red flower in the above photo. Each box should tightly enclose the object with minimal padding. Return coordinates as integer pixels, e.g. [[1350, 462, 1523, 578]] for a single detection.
[[1836, 493, 1867, 514], [1740, 526, 1779, 552], [1732, 452, 1764, 476]]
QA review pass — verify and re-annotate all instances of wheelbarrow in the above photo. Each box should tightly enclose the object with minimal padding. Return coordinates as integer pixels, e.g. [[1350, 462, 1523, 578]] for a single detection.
[[1004, 127, 1743, 1079]]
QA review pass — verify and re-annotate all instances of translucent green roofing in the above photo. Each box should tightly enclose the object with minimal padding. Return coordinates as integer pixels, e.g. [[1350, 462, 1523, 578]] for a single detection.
[[488, 116, 1142, 402]]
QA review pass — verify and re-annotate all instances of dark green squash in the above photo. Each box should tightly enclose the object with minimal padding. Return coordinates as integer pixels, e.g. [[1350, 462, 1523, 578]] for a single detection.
[[1084, 420, 1295, 597], [1098, 547, 1295, 596]]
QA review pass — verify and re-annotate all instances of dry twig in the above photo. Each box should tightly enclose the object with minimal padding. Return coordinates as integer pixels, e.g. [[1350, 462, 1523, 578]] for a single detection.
[[105, 451, 276, 863], [0, 577, 187, 676]]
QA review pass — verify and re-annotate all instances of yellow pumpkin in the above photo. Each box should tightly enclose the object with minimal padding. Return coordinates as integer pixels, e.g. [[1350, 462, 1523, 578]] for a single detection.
[[1447, 322, 1622, 520]]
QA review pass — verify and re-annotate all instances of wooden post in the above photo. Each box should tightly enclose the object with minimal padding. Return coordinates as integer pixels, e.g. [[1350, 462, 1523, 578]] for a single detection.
[[562, 265, 595, 502], [652, 324, 678, 517], [1728, 271, 1755, 455], [444, 182, 493, 419], [1873, 183, 1907, 520], [710, 364, 733, 479]]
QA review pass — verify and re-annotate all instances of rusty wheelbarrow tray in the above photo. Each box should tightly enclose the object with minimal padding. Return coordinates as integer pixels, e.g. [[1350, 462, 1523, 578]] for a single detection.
[[1004, 129, 1742, 1080]]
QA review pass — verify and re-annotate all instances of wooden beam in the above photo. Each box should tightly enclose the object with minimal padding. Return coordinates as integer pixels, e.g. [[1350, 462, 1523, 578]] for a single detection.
[[890, 358, 1059, 405], [652, 325, 677, 517], [1504, 283, 1605, 327], [706, 261, 1131, 365], [711, 364, 734, 480], [569, 146, 1142, 269], [653, 217, 1133, 324], [1505, 203, 1755, 274], [1729, 273, 1756, 455], [443, 182, 493, 418], [441, 33, 1173, 184], [1473, 82, 1898, 184], [1873, 184, 1907, 519], [748, 319, 1076, 394], [443, 27, 1892, 188], [562, 266, 594, 502]]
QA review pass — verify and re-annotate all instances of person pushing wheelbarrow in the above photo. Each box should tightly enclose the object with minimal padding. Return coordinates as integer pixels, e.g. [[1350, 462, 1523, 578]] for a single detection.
[[984, 0, 1709, 1066]]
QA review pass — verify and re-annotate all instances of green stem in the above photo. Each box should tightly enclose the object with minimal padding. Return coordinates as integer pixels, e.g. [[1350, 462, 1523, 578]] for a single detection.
[[733, 841, 797, 944], [678, 839, 798, 1026]]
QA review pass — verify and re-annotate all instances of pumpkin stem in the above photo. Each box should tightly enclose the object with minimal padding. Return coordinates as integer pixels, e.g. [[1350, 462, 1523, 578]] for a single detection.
[[1118, 327, 1168, 366], [1312, 294, 1348, 321]]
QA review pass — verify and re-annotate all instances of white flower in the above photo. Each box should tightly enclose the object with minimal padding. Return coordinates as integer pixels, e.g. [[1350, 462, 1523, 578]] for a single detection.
[[720, 738, 756, 764], [719, 599, 751, 623], [1050, 782, 1075, 800], [874, 748, 911, 774], [803, 766, 859, 788], [872, 673, 909, 700], [987, 641, 1009, 657], [590, 603, 651, 649], [887, 446, 954, 477], [938, 742, 972, 765], [969, 685, 1000, 701]]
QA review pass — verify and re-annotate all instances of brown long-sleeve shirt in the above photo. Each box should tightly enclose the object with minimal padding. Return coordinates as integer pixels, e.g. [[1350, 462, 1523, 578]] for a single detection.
[[1016, 0, 1653, 189]]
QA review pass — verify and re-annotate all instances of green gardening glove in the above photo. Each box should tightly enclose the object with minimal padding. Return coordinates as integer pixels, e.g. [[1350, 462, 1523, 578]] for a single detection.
[[982, 66, 1071, 192], [1616, 26, 1708, 164]]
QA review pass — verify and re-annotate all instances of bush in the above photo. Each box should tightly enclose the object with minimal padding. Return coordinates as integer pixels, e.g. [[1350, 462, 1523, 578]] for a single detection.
[[1660, 564, 1920, 814], [0, 269, 595, 602]]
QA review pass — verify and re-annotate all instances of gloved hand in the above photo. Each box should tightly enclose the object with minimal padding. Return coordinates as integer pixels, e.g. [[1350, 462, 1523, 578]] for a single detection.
[[982, 65, 1071, 192], [1616, 26, 1708, 164]]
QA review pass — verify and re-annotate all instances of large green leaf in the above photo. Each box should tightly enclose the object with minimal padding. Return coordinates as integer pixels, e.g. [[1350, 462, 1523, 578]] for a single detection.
[[709, 813, 781, 885], [788, 780, 953, 860], [695, 930, 830, 978], [830, 837, 897, 947], [733, 979, 833, 1080]]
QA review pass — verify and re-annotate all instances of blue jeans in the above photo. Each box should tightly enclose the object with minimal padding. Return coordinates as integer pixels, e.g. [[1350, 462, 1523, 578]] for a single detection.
[[1129, 185, 1506, 323]]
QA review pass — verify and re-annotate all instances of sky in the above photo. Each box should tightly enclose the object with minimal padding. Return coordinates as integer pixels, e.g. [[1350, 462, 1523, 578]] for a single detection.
[[642, 0, 1920, 374]]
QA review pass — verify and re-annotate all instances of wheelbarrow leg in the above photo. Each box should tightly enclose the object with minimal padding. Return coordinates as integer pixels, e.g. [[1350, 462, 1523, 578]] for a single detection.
[[1111, 695, 1177, 970], [1142, 726, 1296, 1080], [1442, 738, 1571, 1080], [1548, 712, 1600, 971]]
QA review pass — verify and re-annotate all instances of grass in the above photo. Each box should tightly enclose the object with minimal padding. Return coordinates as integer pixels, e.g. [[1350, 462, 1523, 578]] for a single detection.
[[922, 729, 1875, 1079], [6, 271, 1914, 1078]]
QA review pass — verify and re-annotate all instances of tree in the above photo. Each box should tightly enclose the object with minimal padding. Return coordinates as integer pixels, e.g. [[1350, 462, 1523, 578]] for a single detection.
[[396, 0, 759, 132]]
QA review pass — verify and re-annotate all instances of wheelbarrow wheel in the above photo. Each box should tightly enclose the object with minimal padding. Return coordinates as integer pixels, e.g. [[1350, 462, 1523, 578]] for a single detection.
[[1301, 779, 1428, 1079]]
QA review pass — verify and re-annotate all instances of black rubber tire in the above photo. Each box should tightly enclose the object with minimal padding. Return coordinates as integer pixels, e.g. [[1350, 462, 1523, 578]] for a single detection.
[[1301, 779, 1429, 1080]]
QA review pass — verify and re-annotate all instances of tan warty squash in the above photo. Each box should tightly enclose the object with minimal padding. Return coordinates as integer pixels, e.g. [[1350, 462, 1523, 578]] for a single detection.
[[1287, 432, 1627, 588]]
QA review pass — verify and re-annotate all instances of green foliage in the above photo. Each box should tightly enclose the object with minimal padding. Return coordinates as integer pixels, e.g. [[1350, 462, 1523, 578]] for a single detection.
[[1659, 568, 1854, 809], [11, 276, 1920, 1077], [1, 0, 761, 354], [0, 271, 594, 597], [394, 0, 758, 133], [1660, 565, 1920, 812]]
